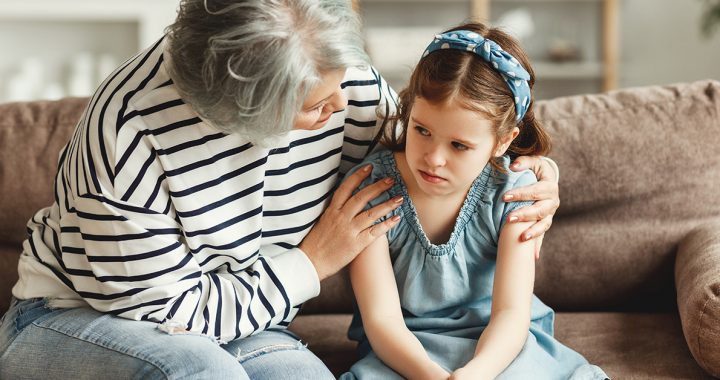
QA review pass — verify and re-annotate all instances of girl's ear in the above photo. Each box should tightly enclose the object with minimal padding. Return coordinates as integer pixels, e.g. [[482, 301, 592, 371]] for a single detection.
[[493, 127, 520, 157]]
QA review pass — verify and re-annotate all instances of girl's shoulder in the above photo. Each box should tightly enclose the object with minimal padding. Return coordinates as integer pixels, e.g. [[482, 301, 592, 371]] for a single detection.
[[345, 149, 396, 184], [479, 156, 538, 234], [488, 155, 538, 196], [343, 149, 400, 217]]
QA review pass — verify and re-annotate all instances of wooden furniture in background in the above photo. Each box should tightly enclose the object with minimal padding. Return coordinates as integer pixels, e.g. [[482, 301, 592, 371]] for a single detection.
[[354, 0, 620, 96]]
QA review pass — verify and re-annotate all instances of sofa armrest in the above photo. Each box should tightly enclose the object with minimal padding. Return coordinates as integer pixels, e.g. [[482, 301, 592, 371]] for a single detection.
[[675, 223, 720, 378]]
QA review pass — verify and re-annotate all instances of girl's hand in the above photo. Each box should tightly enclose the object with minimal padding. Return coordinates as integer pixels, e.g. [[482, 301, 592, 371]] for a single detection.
[[300, 164, 403, 280], [503, 155, 560, 259], [449, 367, 484, 380]]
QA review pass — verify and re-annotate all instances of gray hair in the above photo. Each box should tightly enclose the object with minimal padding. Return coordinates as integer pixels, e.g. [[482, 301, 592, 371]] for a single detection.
[[165, 0, 369, 145]]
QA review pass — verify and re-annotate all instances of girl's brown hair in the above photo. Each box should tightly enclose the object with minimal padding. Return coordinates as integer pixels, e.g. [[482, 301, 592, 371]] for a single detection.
[[380, 22, 551, 171]]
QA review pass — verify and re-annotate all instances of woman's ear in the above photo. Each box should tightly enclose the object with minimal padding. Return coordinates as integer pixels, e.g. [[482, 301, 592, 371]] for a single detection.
[[493, 127, 520, 157]]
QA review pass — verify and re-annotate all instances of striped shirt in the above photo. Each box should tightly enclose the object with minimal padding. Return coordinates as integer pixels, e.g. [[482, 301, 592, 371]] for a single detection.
[[12, 36, 397, 341]]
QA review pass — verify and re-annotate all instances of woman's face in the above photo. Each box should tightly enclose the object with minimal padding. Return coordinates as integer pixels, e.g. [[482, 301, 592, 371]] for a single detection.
[[293, 69, 348, 131]]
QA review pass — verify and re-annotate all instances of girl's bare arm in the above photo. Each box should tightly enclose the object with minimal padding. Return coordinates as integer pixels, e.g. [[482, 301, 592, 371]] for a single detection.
[[350, 235, 450, 380]]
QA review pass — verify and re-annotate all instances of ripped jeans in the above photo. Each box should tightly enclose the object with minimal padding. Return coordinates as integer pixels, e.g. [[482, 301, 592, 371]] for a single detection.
[[0, 298, 334, 380]]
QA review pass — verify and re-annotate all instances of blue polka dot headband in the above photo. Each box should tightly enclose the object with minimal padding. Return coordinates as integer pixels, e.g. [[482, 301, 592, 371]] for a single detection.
[[423, 30, 531, 121]]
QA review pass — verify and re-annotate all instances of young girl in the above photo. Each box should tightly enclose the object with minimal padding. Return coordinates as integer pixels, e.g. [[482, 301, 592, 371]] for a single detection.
[[340, 23, 608, 379]]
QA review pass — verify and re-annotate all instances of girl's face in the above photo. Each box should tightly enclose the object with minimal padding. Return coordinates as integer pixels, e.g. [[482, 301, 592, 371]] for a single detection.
[[405, 96, 516, 198], [293, 69, 348, 131]]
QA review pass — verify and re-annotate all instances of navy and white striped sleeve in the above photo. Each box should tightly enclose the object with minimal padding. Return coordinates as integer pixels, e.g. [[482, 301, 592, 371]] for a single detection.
[[339, 66, 399, 175], [56, 88, 317, 342]]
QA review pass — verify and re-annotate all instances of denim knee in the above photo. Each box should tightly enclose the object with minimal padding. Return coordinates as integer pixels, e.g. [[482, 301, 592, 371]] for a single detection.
[[226, 330, 334, 380], [0, 298, 56, 355], [0, 301, 249, 380]]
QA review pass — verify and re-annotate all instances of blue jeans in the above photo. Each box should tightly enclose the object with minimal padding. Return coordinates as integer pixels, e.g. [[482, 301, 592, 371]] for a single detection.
[[0, 298, 334, 379]]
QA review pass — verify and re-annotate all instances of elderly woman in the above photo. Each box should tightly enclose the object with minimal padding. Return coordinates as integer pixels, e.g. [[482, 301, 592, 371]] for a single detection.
[[0, 0, 559, 378]]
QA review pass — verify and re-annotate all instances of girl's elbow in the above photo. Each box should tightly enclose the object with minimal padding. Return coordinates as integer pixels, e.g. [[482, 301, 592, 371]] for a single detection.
[[493, 307, 532, 327], [365, 313, 405, 327]]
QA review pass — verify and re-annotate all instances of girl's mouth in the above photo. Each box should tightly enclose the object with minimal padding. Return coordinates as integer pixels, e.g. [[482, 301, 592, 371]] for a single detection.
[[419, 170, 446, 184]]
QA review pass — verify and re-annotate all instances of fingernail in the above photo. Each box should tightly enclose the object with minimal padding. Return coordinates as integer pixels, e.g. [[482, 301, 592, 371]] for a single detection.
[[508, 216, 518, 223], [504, 194, 514, 201], [512, 162, 521, 169], [524, 232, 533, 241], [363, 164, 372, 172], [391, 215, 401, 222], [384, 177, 395, 185], [394, 196, 404, 203]]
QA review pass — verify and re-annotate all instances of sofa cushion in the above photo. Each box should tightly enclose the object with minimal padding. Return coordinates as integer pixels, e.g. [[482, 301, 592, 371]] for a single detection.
[[0, 244, 21, 313], [301, 269, 354, 314], [675, 223, 720, 377], [0, 98, 88, 245], [289, 312, 714, 378], [554, 312, 713, 379], [533, 80, 720, 311]]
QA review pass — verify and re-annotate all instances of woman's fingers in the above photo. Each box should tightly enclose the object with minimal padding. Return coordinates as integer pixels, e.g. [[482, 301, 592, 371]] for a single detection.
[[505, 154, 561, 247], [506, 198, 559, 223], [300, 171, 403, 280], [534, 234, 545, 260], [509, 155, 558, 183], [509, 155, 542, 172], [330, 164, 373, 209], [519, 215, 553, 242], [343, 176, 395, 216], [362, 215, 401, 241], [355, 195, 403, 225], [503, 180, 558, 203]]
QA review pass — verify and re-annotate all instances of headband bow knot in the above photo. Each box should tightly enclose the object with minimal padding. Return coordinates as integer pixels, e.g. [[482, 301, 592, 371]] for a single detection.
[[423, 30, 531, 121]]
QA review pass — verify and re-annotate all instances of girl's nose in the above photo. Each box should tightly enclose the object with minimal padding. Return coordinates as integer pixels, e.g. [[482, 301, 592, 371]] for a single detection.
[[424, 147, 446, 168]]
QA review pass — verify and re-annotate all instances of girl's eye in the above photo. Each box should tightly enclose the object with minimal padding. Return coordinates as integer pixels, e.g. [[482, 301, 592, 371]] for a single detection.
[[452, 142, 469, 151], [414, 126, 430, 136]]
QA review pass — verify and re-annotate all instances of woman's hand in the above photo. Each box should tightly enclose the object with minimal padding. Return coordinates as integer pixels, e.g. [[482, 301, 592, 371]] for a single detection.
[[504, 156, 560, 259], [300, 164, 403, 280]]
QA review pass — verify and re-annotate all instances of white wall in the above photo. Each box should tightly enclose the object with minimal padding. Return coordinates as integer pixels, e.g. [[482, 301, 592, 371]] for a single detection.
[[620, 0, 720, 88], [0, 0, 178, 103]]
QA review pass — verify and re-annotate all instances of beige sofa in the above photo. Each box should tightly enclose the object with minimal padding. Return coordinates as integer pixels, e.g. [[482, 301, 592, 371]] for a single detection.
[[1, 80, 719, 379]]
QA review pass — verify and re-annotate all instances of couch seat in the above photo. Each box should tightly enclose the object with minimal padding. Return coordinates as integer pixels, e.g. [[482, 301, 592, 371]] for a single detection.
[[289, 312, 714, 379]]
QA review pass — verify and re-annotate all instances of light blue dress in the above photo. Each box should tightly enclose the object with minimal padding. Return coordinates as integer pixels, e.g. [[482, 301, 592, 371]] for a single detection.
[[340, 150, 608, 380]]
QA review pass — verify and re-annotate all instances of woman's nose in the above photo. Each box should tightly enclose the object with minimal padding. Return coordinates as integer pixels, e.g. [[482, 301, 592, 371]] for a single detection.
[[327, 87, 347, 113]]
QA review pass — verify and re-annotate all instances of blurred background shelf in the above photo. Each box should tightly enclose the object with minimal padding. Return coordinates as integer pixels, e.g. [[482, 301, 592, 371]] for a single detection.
[[473, 0, 618, 94], [0, 0, 177, 46], [533, 61, 603, 79], [354, 0, 618, 100], [0, 0, 178, 103], [1, 0, 718, 103]]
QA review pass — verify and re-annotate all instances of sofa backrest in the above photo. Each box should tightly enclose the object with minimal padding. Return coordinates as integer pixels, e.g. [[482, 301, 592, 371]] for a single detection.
[[1, 80, 719, 315], [0, 97, 88, 313], [534, 79, 720, 311]]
